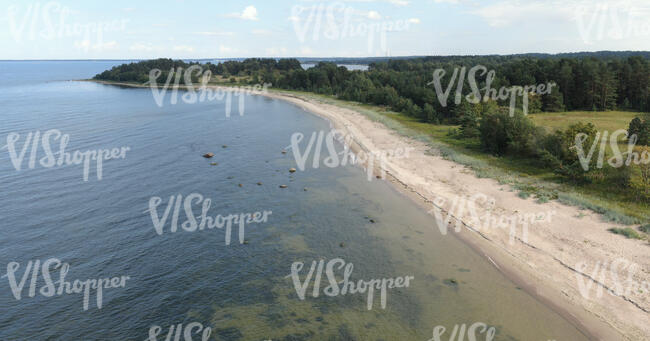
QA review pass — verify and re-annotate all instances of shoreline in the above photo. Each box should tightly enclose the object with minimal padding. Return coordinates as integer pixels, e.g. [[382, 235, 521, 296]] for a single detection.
[[89, 80, 649, 340]]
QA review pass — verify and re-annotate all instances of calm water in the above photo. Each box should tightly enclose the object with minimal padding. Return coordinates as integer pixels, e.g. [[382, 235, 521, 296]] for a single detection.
[[301, 64, 369, 71], [0, 61, 588, 340]]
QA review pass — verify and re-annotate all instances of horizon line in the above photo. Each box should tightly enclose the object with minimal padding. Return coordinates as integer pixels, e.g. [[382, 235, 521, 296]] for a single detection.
[[1, 50, 649, 62]]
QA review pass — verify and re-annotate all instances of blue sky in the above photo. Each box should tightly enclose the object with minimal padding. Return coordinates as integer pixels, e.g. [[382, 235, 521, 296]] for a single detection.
[[1, 0, 648, 59]]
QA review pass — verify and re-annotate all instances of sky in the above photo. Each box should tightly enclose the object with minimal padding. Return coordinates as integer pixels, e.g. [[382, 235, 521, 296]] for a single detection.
[[0, 0, 649, 59]]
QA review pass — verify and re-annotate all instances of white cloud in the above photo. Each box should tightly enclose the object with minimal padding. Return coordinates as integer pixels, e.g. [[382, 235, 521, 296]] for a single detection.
[[227, 5, 259, 21], [300, 47, 315, 55], [408, 18, 420, 24], [472, 1, 573, 27], [194, 31, 234, 36], [266, 47, 288, 55], [252, 29, 272, 36], [129, 43, 155, 51], [287, 15, 300, 22], [97, 41, 118, 50], [74, 40, 118, 51], [219, 45, 243, 55], [173, 45, 194, 52], [367, 11, 382, 20], [344, 0, 410, 6]]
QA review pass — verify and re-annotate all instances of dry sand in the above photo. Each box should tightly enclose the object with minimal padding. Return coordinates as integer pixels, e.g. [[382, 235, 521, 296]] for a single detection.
[[262, 90, 649, 341]]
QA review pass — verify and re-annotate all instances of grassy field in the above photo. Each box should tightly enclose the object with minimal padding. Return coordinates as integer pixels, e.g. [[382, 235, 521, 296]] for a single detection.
[[386, 110, 650, 225], [529, 111, 643, 133]]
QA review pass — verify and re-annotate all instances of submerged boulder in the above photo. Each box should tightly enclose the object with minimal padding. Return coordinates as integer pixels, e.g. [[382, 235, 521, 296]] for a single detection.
[[203, 153, 214, 158]]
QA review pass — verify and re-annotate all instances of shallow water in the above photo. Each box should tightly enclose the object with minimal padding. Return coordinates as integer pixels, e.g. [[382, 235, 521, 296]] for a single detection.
[[0, 61, 589, 340]]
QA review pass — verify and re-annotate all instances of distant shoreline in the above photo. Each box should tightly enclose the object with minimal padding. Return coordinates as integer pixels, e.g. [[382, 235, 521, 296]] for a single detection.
[[88, 79, 648, 340]]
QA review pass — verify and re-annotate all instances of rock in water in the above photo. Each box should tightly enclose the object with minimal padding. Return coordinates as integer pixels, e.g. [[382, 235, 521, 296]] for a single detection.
[[203, 153, 214, 158], [289, 168, 296, 173], [279, 185, 288, 188]]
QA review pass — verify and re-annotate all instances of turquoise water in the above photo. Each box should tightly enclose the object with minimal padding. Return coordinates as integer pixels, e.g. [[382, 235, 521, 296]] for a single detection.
[[0, 61, 589, 340]]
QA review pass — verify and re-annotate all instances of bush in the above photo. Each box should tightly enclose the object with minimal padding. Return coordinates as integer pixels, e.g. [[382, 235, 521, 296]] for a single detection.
[[479, 110, 510, 155], [479, 110, 544, 157], [541, 122, 598, 183], [608, 227, 642, 239], [639, 224, 650, 233], [630, 146, 650, 201], [628, 117, 649, 146]]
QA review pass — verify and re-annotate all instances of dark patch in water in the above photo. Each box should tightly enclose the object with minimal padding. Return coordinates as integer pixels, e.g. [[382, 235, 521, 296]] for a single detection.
[[443, 278, 459, 289], [424, 274, 438, 282], [458, 268, 470, 272], [282, 331, 316, 341], [329, 324, 356, 341], [214, 327, 242, 340]]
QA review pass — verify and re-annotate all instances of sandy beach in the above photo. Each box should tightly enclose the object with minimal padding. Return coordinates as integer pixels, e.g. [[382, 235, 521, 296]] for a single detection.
[[92, 81, 649, 340], [262, 90, 649, 341]]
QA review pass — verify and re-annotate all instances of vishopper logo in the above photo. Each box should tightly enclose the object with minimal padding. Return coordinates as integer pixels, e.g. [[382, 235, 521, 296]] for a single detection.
[[7, 2, 128, 52], [145, 193, 272, 245], [428, 65, 556, 117], [147, 65, 271, 116], [428, 193, 556, 245], [575, 1, 650, 44], [290, 2, 417, 54], [2, 258, 130, 311], [427, 322, 496, 341], [288, 258, 414, 310], [573, 129, 650, 171], [575, 258, 649, 300], [146, 322, 212, 341], [2, 129, 130, 181], [287, 129, 414, 181]]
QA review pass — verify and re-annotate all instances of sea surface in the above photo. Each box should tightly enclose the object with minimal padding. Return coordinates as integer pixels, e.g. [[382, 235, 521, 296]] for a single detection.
[[0, 61, 589, 340]]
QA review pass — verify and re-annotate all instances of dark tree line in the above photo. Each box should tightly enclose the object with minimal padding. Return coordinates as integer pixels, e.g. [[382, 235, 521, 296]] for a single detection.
[[95, 53, 650, 124]]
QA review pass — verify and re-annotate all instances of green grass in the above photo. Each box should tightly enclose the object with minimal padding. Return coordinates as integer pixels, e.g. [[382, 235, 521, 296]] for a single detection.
[[529, 111, 643, 133], [608, 227, 643, 239]]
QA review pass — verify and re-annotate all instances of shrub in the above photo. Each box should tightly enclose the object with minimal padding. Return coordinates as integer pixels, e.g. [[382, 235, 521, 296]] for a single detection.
[[639, 224, 650, 233], [541, 122, 598, 183], [630, 146, 650, 201], [460, 110, 480, 138], [628, 117, 649, 146], [479, 110, 543, 157], [608, 227, 642, 239]]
